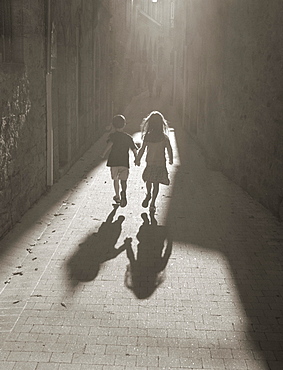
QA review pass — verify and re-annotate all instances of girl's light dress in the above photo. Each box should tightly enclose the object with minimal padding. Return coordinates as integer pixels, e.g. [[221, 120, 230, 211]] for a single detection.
[[142, 137, 170, 185]]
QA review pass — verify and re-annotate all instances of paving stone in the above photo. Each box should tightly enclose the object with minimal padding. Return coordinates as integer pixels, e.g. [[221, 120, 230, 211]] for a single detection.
[[0, 93, 282, 369]]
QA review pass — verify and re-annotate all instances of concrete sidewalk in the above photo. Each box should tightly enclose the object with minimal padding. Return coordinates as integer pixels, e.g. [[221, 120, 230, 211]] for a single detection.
[[0, 92, 283, 370]]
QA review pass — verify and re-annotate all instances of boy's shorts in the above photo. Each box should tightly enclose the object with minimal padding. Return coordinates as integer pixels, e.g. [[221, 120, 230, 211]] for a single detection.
[[111, 166, 129, 181]]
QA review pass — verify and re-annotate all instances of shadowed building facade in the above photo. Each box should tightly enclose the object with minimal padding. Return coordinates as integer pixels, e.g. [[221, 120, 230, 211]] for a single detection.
[[172, 0, 283, 219], [0, 0, 114, 239], [1, 0, 283, 236]]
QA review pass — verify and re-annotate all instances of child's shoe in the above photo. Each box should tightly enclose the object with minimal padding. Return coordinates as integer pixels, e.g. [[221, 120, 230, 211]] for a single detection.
[[113, 195, 120, 204], [120, 191, 127, 207], [142, 193, 151, 208]]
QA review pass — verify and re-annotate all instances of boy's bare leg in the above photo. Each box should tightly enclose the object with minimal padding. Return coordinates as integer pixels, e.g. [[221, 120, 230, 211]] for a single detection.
[[120, 180, 127, 207], [114, 179, 120, 198], [121, 180, 127, 193]]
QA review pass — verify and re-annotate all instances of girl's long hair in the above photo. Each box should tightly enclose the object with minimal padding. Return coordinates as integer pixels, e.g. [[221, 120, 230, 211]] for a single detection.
[[141, 111, 169, 142]]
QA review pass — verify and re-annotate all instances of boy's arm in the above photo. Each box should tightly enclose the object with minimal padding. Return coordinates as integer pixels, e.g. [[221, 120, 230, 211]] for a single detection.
[[132, 148, 138, 161], [165, 137, 173, 164], [100, 141, 113, 159], [130, 138, 139, 164]]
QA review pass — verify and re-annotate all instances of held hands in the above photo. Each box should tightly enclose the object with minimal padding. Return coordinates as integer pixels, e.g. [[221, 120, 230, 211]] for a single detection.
[[134, 158, 172, 166]]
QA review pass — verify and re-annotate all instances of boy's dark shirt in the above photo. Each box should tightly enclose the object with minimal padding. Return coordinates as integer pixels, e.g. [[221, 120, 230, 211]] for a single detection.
[[107, 131, 137, 168]]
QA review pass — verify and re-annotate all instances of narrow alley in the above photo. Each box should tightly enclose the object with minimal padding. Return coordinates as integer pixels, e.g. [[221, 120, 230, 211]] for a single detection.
[[0, 89, 282, 370], [1, 1, 283, 369]]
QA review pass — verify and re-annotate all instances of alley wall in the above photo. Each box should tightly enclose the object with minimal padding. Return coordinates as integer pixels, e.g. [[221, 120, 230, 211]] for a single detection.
[[180, 1, 283, 218], [0, 1, 46, 237], [0, 0, 114, 240]]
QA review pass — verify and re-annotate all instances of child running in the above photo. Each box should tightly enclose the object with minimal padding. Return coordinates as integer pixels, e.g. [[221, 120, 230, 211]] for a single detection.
[[135, 111, 173, 212], [101, 114, 138, 207]]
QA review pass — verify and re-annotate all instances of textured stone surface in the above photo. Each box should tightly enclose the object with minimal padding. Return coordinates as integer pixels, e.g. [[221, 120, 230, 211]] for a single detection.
[[178, 1, 283, 219], [0, 1, 46, 238], [0, 91, 282, 369], [0, 1, 114, 240]]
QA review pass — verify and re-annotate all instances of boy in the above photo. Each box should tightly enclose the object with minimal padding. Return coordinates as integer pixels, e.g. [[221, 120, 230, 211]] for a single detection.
[[101, 115, 138, 207]]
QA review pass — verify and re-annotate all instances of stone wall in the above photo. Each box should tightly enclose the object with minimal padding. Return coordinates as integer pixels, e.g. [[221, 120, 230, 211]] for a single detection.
[[0, 0, 114, 239], [181, 1, 283, 218], [0, 0, 46, 237]]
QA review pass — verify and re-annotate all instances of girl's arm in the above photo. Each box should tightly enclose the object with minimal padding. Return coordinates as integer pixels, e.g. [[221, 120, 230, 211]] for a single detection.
[[135, 141, 147, 166], [165, 137, 173, 164]]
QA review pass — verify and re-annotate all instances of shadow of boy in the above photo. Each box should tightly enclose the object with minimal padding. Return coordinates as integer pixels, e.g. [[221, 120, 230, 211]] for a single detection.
[[67, 205, 131, 290]]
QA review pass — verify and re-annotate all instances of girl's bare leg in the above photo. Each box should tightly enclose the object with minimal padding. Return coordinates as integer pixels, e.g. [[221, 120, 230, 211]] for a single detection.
[[142, 182, 152, 207], [150, 182, 159, 208], [146, 181, 152, 195]]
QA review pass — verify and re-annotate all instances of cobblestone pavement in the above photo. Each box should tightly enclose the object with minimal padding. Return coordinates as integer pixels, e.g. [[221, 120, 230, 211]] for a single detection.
[[0, 92, 283, 370]]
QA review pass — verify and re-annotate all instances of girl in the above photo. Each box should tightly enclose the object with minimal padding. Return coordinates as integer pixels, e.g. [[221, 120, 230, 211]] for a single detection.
[[135, 111, 173, 212]]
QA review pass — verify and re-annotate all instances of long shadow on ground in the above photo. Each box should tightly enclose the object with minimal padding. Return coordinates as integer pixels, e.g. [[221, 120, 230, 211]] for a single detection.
[[166, 123, 283, 370], [66, 204, 131, 291], [125, 212, 172, 299]]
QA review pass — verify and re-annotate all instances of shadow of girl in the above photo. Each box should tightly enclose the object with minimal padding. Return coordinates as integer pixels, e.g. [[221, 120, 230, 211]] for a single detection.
[[125, 212, 172, 299], [66, 205, 131, 291]]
